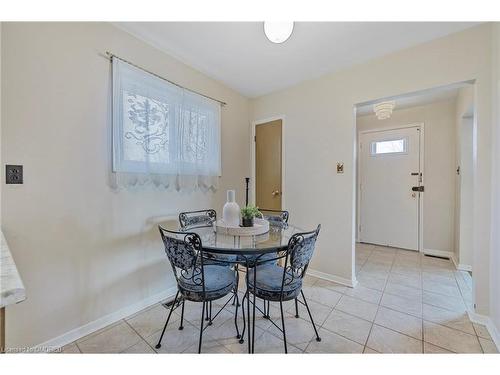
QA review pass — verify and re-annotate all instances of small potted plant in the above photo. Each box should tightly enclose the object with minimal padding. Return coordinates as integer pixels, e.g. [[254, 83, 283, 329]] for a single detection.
[[240, 205, 261, 227]]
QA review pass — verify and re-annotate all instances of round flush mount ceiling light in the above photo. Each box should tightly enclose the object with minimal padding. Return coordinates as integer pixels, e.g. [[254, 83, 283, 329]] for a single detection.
[[264, 22, 294, 44], [373, 101, 396, 120]]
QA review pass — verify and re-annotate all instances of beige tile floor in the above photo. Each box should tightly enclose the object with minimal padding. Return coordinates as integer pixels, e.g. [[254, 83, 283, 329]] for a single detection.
[[60, 244, 498, 354]]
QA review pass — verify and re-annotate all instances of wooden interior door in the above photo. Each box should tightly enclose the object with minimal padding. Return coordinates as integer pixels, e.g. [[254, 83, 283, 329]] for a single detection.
[[255, 120, 282, 210]]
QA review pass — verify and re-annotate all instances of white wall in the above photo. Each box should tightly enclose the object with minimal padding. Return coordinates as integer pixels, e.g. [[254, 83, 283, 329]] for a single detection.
[[0, 22, 2, 228], [251, 24, 493, 315], [1, 22, 250, 348], [453, 86, 475, 269], [490, 23, 500, 345], [357, 98, 457, 254]]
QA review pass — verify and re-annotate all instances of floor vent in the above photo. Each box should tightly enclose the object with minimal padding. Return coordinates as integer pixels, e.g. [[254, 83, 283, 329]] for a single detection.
[[424, 254, 450, 260]]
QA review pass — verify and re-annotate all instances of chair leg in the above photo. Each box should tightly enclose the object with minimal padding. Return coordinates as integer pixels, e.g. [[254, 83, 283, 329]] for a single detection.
[[247, 281, 252, 353], [279, 300, 288, 354], [205, 302, 210, 321], [198, 301, 206, 354], [208, 301, 213, 326], [295, 298, 299, 318], [234, 291, 241, 340], [233, 266, 239, 306], [155, 291, 179, 349], [252, 289, 256, 353], [239, 290, 247, 344], [301, 290, 321, 342], [262, 299, 267, 318], [179, 300, 185, 330]]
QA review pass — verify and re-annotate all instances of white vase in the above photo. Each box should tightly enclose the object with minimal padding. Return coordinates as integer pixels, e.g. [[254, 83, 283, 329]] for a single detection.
[[222, 190, 240, 227]]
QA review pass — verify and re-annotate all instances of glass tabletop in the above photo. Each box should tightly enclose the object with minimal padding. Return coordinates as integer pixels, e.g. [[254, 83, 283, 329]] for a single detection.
[[180, 223, 304, 255]]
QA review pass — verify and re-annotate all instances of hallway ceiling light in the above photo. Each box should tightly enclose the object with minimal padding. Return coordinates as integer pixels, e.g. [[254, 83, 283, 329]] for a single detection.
[[264, 22, 294, 44], [373, 101, 396, 120]]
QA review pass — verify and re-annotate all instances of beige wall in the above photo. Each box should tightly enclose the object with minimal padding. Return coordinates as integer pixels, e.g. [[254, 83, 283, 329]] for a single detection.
[[357, 98, 457, 254], [454, 86, 474, 269], [251, 24, 493, 315], [1, 22, 250, 347], [490, 23, 500, 345]]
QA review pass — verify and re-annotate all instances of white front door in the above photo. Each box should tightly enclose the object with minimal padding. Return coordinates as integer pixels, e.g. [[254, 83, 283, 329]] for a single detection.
[[359, 126, 422, 251]]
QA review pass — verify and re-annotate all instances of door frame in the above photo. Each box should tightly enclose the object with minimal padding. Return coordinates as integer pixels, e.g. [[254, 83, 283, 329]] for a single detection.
[[250, 115, 286, 209], [357, 122, 425, 252]]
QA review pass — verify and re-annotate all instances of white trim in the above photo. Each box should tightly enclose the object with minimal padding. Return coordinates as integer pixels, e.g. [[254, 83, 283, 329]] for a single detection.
[[357, 123, 425, 252], [250, 115, 286, 208], [35, 286, 177, 350], [457, 264, 473, 272], [422, 248, 453, 259], [308, 269, 358, 288], [452, 253, 473, 272], [468, 311, 500, 352]]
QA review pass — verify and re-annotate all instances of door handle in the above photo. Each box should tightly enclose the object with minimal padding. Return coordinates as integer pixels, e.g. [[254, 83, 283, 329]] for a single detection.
[[271, 190, 280, 196], [412, 186, 424, 192]]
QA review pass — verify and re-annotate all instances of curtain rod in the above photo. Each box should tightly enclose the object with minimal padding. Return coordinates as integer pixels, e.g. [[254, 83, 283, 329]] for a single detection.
[[104, 51, 227, 106]]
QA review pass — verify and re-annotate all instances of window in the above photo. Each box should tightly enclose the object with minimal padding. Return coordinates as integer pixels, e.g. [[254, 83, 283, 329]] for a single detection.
[[112, 58, 221, 190], [370, 138, 408, 156]]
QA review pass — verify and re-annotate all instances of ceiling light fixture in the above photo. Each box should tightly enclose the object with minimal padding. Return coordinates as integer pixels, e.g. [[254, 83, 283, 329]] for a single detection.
[[264, 22, 294, 44], [373, 101, 396, 120]]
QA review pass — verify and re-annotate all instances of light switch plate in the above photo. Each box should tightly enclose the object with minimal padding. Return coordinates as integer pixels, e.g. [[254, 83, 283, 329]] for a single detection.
[[336, 162, 344, 174], [6, 165, 23, 184]]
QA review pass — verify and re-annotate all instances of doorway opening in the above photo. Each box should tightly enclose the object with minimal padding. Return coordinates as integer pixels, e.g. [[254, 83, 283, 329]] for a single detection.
[[353, 81, 476, 311]]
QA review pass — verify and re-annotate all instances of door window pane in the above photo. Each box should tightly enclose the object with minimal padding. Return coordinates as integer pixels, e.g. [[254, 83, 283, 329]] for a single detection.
[[371, 138, 407, 155]]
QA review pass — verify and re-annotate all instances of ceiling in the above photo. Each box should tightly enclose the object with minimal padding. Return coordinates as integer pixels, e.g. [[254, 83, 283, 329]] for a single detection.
[[115, 22, 479, 98], [356, 83, 470, 116]]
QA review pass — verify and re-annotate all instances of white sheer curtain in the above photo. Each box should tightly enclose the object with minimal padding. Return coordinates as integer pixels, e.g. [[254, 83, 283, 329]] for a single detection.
[[111, 58, 221, 191]]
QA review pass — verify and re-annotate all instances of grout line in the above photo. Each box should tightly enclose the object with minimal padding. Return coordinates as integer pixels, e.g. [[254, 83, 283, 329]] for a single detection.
[[122, 318, 157, 353], [74, 341, 82, 353]]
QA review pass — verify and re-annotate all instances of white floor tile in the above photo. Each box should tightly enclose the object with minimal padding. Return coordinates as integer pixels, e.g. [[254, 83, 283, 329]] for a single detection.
[[374, 306, 422, 339], [366, 325, 422, 353], [305, 328, 364, 353], [322, 309, 373, 345], [335, 295, 379, 322], [423, 321, 482, 353]]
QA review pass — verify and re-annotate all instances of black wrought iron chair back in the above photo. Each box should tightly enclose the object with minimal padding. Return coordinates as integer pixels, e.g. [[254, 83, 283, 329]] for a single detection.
[[286, 224, 320, 279], [179, 209, 217, 229], [159, 227, 205, 292], [259, 209, 289, 226], [245, 224, 322, 353], [156, 226, 239, 353]]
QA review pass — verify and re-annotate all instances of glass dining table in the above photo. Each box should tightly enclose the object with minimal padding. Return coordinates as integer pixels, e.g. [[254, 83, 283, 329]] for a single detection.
[[163, 219, 305, 353]]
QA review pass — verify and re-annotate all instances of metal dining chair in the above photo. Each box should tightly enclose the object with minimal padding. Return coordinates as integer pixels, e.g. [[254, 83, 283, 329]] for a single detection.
[[251, 208, 291, 316], [179, 209, 217, 228], [259, 209, 290, 226], [178, 209, 239, 317], [156, 226, 240, 353], [244, 224, 322, 353]]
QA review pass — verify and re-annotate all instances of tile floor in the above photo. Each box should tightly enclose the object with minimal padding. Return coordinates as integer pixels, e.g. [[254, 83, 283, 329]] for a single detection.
[[59, 244, 498, 354]]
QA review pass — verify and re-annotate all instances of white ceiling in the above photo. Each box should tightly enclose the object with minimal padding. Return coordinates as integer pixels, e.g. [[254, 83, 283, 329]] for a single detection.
[[115, 22, 479, 98], [356, 83, 469, 116]]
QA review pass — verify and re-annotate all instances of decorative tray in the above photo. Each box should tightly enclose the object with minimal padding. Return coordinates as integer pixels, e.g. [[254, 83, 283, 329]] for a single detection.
[[214, 218, 270, 236]]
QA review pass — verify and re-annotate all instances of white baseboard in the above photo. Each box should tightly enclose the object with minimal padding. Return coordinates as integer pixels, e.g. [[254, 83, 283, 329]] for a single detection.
[[308, 269, 358, 288], [422, 248, 453, 259], [450, 253, 472, 272], [35, 286, 177, 350], [468, 311, 500, 351], [457, 263, 472, 272]]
